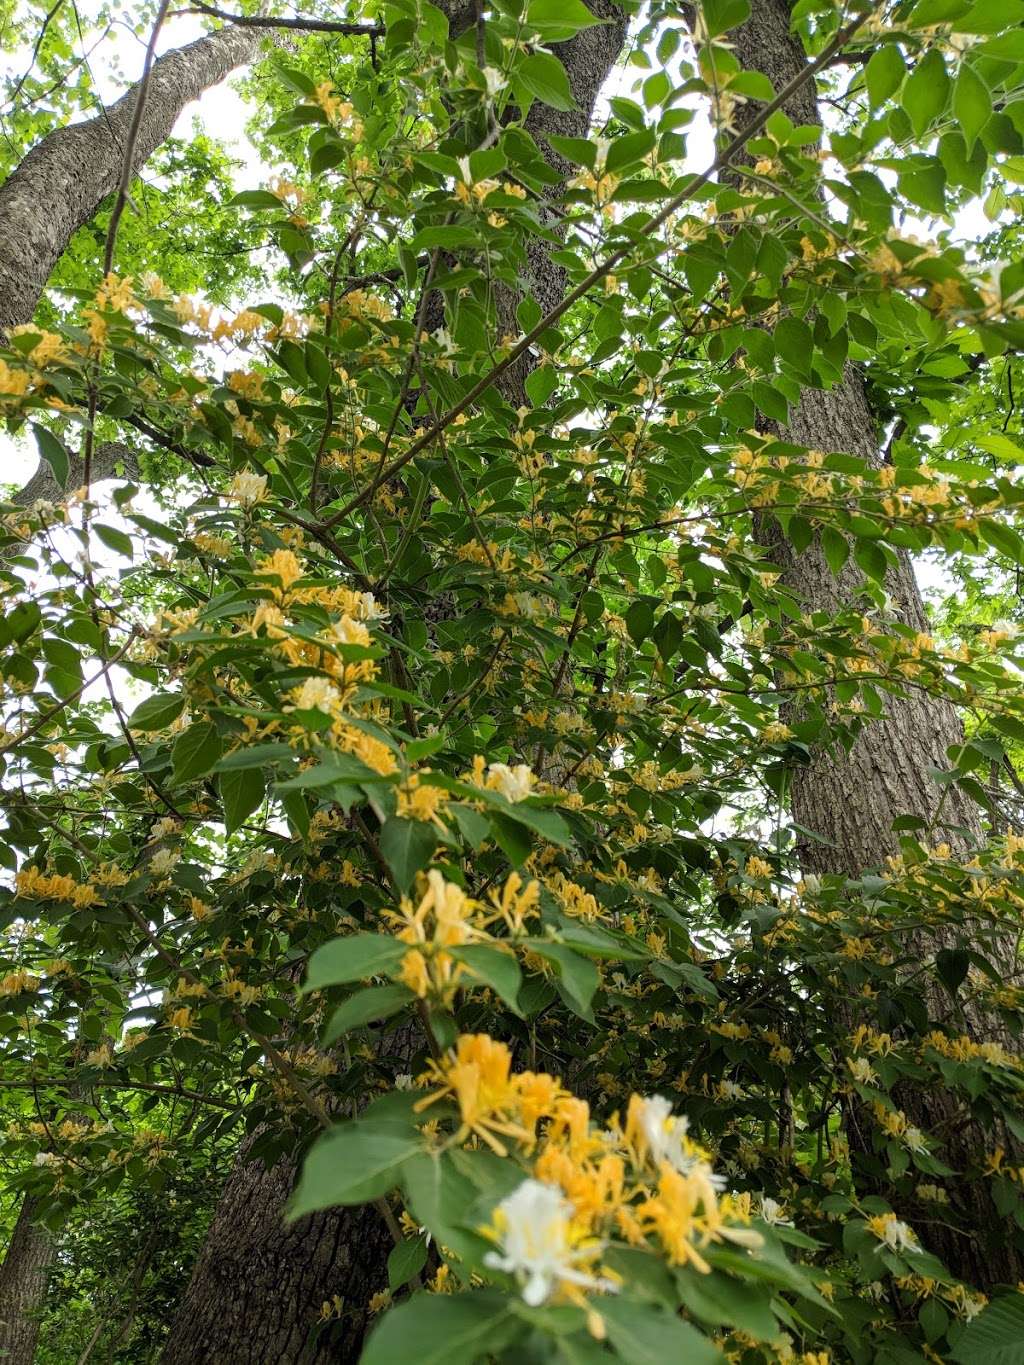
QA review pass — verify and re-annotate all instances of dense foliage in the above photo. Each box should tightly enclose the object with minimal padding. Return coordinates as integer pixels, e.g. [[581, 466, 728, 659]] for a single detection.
[[6, 0, 1024, 1359]]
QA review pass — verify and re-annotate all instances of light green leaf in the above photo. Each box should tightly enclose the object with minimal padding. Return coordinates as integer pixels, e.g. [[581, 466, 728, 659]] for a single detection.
[[866, 44, 905, 107], [700, 0, 751, 37], [600, 1295, 722, 1365], [526, 0, 606, 41], [902, 48, 950, 137], [949, 1293, 1024, 1363], [953, 62, 992, 151]]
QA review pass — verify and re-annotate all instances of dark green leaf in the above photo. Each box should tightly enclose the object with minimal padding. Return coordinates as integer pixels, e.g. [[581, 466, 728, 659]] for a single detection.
[[219, 766, 265, 833], [322, 984, 414, 1042], [380, 817, 439, 893], [304, 933, 406, 992], [171, 722, 223, 783], [128, 692, 185, 732], [289, 1123, 421, 1217]]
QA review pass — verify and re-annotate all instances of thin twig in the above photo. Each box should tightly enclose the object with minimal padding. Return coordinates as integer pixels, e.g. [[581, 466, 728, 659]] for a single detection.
[[186, 1, 382, 35], [0, 630, 139, 756]]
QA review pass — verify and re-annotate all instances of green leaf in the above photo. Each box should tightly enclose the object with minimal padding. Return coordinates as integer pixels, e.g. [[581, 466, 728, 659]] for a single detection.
[[675, 1267, 779, 1339], [526, 0, 606, 41], [626, 599, 655, 644], [517, 51, 576, 111], [128, 692, 185, 732], [289, 1123, 422, 1217], [700, 0, 751, 38], [526, 941, 599, 1018], [600, 1295, 722, 1365], [94, 523, 134, 559], [322, 984, 414, 1042], [304, 933, 406, 992], [229, 189, 290, 209], [361, 1292, 518, 1365], [774, 316, 813, 377], [380, 817, 439, 893], [854, 539, 887, 583], [899, 160, 946, 214], [387, 1235, 428, 1292], [866, 44, 906, 107], [402, 1151, 496, 1264], [821, 526, 849, 576], [936, 947, 970, 995], [902, 48, 950, 137], [953, 62, 992, 152], [219, 766, 265, 833], [448, 945, 523, 1013], [171, 722, 223, 783], [31, 424, 69, 489], [949, 1293, 1024, 1363], [216, 742, 296, 771], [605, 130, 656, 176]]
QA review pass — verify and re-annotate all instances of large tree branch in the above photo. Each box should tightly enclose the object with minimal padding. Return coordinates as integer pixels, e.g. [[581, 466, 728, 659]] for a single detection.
[[0, 24, 266, 332]]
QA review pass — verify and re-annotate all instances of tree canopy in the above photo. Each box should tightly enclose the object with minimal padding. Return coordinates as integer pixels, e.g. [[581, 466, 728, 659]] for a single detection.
[[5, 0, 1024, 1361]]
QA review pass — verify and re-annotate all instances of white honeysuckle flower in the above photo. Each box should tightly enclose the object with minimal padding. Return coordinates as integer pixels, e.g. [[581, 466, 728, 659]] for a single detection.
[[758, 1197, 793, 1227], [291, 677, 341, 714], [870, 1214, 921, 1255], [482, 65, 507, 98], [847, 1056, 877, 1085], [457, 156, 472, 184], [903, 1126, 929, 1154], [227, 469, 268, 507], [355, 591, 389, 622], [483, 1180, 616, 1307], [487, 762, 535, 803], [633, 1095, 727, 1191]]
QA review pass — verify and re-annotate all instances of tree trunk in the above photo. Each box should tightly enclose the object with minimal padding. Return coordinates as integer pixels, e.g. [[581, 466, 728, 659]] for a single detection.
[[733, 0, 1023, 1287], [159, 1133, 394, 1365], [0, 1196, 54, 1365], [0, 24, 265, 334], [158, 8, 627, 1362]]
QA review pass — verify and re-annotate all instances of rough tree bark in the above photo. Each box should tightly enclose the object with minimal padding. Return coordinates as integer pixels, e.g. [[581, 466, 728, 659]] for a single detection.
[[0, 1197, 54, 1365], [158, 7, 627, 1363], [732, 0, 1023, 1287], [0, 24, 265, 335], [159, 1129, 398, 1365]]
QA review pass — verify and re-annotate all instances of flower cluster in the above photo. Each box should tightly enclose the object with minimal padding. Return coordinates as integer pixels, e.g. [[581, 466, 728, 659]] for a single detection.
[[415, 1034, 764, 1306]]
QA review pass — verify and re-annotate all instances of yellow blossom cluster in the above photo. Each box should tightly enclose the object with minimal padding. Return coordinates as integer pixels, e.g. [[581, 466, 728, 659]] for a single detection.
[[15, 866, 102, 909], [414, 1035, 763, 1306], [385, 870, 536, 1005]]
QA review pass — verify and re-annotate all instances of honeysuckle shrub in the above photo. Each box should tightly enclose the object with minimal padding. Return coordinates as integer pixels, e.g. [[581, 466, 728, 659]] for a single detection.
[[5, 0, 1024, 1359]]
